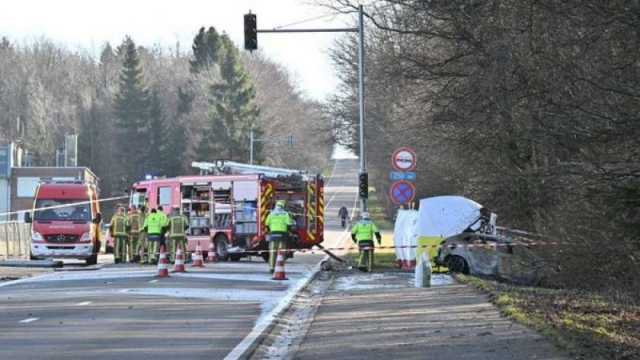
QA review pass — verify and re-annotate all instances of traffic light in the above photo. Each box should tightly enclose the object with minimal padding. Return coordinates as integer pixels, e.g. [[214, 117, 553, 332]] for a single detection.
[[359, 172, 368, 199], [244, 13, 257, 51]]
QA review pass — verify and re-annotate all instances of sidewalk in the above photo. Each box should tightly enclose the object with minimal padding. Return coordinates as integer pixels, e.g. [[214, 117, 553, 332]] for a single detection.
[[293, 271, 566, 360]]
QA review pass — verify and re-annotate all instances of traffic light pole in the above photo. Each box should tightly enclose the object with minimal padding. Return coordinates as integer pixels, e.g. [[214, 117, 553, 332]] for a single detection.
[[246, 5, 367, 213]]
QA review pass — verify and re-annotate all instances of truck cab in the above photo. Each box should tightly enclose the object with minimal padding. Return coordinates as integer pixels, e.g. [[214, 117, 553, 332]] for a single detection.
[[26, 181, 102, 265]]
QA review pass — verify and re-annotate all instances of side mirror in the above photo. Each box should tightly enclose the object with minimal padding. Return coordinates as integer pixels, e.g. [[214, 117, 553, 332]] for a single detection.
[[93, 212, 102, 224], [24, 212, 32, 223]]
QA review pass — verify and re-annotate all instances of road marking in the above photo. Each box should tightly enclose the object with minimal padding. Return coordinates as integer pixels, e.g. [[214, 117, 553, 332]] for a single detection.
[[76, 301, 92, 306], [148, 279, 158, 283], [19, 317, 39, 324]]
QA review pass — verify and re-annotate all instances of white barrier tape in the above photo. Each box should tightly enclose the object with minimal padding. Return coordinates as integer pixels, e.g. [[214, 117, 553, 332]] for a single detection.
[[0, 195, 130, 218]]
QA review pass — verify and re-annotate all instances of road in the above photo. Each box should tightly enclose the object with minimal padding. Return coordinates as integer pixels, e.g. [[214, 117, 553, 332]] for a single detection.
[[0, 159, 359, 360]]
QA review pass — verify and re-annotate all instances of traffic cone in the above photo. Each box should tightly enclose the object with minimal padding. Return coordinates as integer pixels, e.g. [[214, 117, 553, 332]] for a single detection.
[[156, 244, 169, 278], [207, 241, 218, 263], [191, 241, 204, 267], [272, 250, 288, 281], [173, 248, 185, 273]]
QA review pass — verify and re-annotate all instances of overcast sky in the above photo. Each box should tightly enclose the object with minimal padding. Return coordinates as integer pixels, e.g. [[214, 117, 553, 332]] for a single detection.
[[0, 0, 353, 101]]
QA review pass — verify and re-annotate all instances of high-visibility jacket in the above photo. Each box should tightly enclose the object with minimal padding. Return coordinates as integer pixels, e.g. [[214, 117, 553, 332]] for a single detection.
[[351, 220, 379, 242], [127, 213, 141, 234], [168, 215, 189, 238], [110, 214, 128, 236], [266, 209, 293, 233], [144, 212, 167, 235]]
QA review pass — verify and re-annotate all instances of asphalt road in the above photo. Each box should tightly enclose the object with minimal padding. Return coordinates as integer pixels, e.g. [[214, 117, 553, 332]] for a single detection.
[[0, 159, 359, 360]]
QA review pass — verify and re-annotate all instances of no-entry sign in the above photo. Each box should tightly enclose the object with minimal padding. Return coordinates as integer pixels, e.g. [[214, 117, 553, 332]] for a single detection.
[[389, 180, 416, 205], [391, 147, 417, 172]]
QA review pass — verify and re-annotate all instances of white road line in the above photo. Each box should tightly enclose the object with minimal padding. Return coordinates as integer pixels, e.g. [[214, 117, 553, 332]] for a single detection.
[[75, 301, 92, 306], [19, 317, 39, 324], [148, 279, 158, 283]]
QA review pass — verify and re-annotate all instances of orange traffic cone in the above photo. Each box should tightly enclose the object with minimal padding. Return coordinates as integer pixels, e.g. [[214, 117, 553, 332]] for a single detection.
[[173, 248, 185, 273], [156, 244, 170, 278], [207, 241, 218, 263], [191, 241, 204, 267], [272, 250, 288, 281]]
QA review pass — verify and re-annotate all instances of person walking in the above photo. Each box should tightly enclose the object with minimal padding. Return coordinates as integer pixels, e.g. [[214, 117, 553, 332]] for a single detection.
[[167, 207, 189, 263], [338, 206, 349, 228], [127, 206, 142, 263], [351, 212, 382, 272], [143, 208, 167, 264], [110, 206, 129, 264], [265, 200, 295, 273]]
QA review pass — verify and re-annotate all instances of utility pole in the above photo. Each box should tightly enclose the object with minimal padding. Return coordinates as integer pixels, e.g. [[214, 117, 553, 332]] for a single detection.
[[244, 5, 368, 213]]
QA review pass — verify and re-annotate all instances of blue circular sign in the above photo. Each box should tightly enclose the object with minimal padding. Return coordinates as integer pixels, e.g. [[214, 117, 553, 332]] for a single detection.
[[389, 180, 416, 205]]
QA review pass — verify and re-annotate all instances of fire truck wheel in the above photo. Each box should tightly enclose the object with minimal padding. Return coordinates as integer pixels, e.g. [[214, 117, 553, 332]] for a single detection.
[[260, 251, 270, 263], [215, 235, 230, 261], [86, 253, 98, 266]]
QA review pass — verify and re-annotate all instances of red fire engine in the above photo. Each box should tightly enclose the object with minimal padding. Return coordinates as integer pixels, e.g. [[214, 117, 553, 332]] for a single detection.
[[129, 161, 324, 261]]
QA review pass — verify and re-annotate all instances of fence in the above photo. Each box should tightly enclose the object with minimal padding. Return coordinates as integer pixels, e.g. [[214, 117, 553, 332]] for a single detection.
[[0, 222, 31, 260]]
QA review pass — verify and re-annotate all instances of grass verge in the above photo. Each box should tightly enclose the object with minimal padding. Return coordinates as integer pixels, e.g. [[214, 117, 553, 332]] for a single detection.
[[367, 187, 394, 231], [457, 274, 640, 360]]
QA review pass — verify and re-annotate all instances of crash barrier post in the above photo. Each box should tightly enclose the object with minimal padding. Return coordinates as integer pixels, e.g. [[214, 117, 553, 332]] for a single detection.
[[156, 244, 169, 278], [191, 241, 204, 267], [173, 248, 185, 273], [272, 250, 288, 281], [414, 252, 432, 288], [0, 222, 31, 260]]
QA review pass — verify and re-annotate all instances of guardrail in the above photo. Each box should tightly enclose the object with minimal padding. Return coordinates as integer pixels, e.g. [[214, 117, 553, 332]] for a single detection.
[[0, 222, 31, 260]]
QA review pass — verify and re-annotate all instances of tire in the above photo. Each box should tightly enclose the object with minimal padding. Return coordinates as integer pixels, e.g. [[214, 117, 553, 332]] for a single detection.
[[447, 255, 469, 274], [86, 253, 98, 265], [106, 245, 114, 254], [260, 251, 270, 263], [215, 235, 230, 261], [229, 254, 242, 262]]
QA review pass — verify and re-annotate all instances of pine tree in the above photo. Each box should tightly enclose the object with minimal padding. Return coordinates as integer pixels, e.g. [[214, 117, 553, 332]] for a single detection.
[[190, 26, 223, 74], [113, 36, 149, 184], [146, 90, 165, 175], [204, 34, 260, 162]]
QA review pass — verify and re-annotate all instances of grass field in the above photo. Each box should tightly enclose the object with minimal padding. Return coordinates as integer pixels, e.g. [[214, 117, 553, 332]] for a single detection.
[[367, 187, 394, 230], [457, 275, 640, 360]]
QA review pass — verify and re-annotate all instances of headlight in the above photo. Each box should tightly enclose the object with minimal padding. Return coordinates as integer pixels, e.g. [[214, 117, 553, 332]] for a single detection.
[[80, 233, 92, 242], [32, 232, 44, 242]]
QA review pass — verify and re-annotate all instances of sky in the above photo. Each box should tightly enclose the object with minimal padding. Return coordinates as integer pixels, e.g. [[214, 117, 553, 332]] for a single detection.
[[0, 0, 355, 101]]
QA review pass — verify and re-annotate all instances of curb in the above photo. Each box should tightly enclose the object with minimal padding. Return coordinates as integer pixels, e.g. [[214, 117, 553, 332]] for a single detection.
[[0, 260, 63, 268], [223, 260, 325, 360]]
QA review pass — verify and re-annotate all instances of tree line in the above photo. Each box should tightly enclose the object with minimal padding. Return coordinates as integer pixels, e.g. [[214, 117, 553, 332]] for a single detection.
[[327, 0, 640, 294], [0, 27, 332, 198]]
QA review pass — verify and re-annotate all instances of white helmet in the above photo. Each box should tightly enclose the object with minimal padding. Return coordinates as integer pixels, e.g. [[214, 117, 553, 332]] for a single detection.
[[361, 212, 371, 220]]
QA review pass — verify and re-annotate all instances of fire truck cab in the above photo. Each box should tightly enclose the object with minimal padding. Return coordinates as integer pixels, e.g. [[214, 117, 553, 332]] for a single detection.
[[129, 162, 324, 261]]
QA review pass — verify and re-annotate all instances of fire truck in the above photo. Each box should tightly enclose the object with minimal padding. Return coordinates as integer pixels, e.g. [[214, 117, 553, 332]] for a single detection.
[[129, 161, 324, 261]]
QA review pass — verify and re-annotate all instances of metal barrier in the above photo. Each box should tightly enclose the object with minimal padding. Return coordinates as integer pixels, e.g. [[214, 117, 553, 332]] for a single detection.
[[0, 222, 31, 260]]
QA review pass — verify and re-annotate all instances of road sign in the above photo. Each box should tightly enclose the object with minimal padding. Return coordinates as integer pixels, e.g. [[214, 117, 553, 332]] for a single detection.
[[389, 180, 416, 205], [389, 171, 416, 181], [391, 147, 417, 172]]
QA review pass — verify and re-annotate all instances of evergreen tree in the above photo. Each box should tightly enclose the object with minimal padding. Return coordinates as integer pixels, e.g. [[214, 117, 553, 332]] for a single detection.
[[113, 36, 149, 184], [146, 90, 165, 175], [201, 34, 260, 162], [190, 26, 223, 74]]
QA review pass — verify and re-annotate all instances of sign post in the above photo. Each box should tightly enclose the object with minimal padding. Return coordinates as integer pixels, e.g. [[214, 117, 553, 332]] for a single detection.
[[389, 147, 417, 206]]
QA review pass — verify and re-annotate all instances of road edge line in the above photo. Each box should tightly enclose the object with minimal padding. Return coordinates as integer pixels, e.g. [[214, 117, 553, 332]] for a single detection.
[[223, 261, 324, 360]]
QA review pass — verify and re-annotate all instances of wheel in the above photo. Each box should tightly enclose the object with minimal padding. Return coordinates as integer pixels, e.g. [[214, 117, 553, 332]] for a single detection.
[[229, 254, 242, 262], [105, 245, 114, 254], [86, 253, 98, 265], [447, 255, 469, 274], [260, 251, 270, 263], [215, 235, 230, 261]]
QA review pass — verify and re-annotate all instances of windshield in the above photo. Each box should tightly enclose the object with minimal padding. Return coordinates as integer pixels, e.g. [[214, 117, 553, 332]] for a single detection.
[[130, 190, 147, 209], [34, 199, 91, 221]]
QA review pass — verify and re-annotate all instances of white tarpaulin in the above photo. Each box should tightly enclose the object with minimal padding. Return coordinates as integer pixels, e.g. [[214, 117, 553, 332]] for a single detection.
[[393, 210, 419, 269], [417, 196, 483, 238]]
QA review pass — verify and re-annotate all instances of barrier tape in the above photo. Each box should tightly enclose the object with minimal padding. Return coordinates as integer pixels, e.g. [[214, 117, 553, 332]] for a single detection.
[[137, 240, 558, 257], [0, 195, 130, 218]]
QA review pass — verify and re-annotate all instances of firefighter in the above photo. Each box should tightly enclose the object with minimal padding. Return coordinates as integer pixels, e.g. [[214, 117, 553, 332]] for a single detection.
[[110, 206, 128, 264], [157, 206, 169, 252], [351, 212, 382, 272], [127, 206, 142, 263], [168, 207, 189, 263], [265, 200, 295, 272], [137, 206, 148, 264], [143, 208, 168, 264]]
